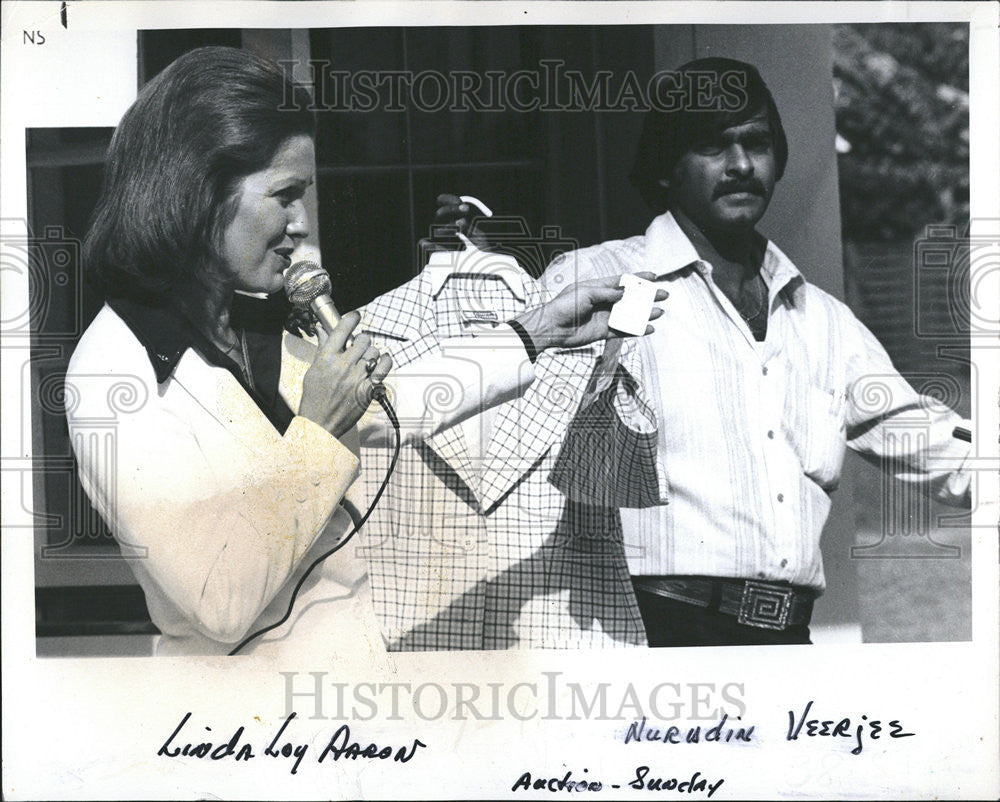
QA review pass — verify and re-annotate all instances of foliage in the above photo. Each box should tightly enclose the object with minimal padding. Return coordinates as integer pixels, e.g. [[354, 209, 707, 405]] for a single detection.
[[834, 24, 969, 241]]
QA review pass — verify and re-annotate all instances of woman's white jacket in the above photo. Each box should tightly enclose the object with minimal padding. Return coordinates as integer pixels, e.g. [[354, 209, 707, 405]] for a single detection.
[[66, 304, 533, 657]]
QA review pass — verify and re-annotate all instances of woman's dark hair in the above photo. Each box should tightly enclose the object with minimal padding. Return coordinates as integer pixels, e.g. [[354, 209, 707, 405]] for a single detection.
[[84, 46, 315, 301], [630, 57, 788, 213]]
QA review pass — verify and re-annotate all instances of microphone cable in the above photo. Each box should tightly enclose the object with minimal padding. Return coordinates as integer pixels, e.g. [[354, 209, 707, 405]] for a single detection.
[[228, 385, 400, 656]]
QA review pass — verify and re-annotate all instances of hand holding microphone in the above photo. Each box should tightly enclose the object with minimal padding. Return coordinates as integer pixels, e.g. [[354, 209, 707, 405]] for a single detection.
[[285, 262, 392, 437], [284, 261, 349, 337]]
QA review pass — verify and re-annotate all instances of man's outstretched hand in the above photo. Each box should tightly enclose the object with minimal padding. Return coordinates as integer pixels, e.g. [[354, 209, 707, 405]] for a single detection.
[[513, 273, 667, 350]]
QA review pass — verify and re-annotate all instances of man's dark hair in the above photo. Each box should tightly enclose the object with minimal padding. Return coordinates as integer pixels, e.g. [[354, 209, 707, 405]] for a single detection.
[[84, 46, 315, 301], [630, 57, 788, 213]]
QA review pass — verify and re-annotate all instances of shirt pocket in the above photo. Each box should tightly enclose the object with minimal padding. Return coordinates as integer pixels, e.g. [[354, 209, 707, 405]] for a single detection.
[[790, 383, 848, 490]]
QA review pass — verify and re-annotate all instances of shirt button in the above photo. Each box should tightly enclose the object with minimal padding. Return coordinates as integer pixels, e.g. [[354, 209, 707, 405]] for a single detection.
[[310, 471, 323, 486], [767, 430, 775, 439], [762, 366, 769, 376], [780, 558, 788, 568], [295, 492, 308, 503], [777, 493, 784, 503]]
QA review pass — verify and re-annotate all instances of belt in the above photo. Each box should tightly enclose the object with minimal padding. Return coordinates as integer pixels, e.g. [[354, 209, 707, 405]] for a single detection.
[[633, 575, 815, 631]]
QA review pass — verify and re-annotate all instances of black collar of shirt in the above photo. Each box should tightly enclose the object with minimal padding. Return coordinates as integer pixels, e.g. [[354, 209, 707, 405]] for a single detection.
[[107, 292, 295, 433]]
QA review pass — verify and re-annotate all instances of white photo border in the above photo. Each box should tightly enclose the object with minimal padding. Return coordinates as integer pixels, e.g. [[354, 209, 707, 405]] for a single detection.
[[2, 2, 997, 800]]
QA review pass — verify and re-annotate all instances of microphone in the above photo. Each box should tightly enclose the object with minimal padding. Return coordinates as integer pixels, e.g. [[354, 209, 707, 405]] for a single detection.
[[283, 260, 342, 334], [283, 261, 391, 422]]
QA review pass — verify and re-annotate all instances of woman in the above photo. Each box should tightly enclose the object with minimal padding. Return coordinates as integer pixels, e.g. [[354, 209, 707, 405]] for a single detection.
[[67, 46, 659, 657]]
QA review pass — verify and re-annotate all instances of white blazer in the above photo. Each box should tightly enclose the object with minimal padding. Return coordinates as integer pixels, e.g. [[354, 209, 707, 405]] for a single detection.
[[66, 304, 534, 657]]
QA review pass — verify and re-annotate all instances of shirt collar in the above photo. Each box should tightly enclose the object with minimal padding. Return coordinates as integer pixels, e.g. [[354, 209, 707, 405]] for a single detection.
[[108, 296, 195, 382], [423, 245, 527, 300], [108, 292, 291, 383], [644, 211, 805, 302]]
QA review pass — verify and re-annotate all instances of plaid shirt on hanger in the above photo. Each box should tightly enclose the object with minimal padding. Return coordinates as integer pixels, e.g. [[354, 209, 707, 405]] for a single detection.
[[354, 259, 647, 650]]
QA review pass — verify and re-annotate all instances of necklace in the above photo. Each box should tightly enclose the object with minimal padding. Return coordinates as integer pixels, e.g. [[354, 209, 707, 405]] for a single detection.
[[219, 329, 254, 390], [237, 330, 255, 391], [736, 273, 766, 322], [735, 272, 768, 341]]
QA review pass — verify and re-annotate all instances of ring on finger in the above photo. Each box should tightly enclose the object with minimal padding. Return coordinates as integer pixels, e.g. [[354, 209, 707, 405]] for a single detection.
[[359, 344, 380, 373]]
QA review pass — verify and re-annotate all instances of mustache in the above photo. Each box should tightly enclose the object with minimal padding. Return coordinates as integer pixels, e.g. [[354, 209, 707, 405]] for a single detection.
[[713, 179, 768, 199]]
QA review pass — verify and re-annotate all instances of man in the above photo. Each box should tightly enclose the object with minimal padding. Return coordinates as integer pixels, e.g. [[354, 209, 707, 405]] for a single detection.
[[543, 57, 972, 647]]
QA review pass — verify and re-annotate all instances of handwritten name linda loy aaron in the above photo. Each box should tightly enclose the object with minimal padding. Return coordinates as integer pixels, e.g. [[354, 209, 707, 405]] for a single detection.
[[157, 712, 426, 775]]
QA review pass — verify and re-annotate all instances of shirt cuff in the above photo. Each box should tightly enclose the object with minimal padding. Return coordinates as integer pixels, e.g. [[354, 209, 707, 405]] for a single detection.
[[505, 319, 539, 363]]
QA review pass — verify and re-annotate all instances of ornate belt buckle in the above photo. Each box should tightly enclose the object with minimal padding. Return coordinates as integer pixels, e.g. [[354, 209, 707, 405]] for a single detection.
[[738, 580, 794, 630]]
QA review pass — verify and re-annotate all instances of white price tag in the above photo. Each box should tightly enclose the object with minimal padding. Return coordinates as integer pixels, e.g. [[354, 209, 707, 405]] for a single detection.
[[608, 274, 659, 336]]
